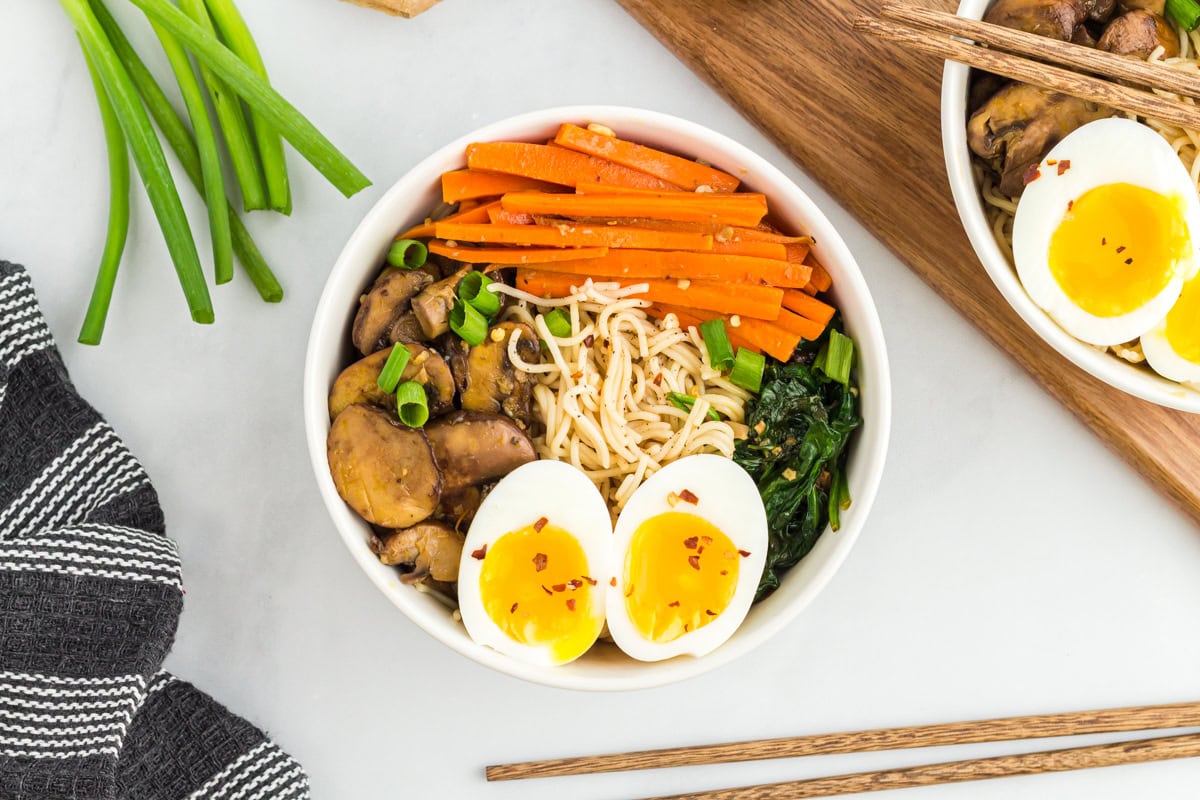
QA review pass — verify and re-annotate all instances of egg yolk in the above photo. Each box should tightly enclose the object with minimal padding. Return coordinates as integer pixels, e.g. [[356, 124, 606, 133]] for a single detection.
[[623, 512, 739, 644], [478, 522, 599, 663], [1048, 183, 1189, 317], [1165, 277, 1200, 363]]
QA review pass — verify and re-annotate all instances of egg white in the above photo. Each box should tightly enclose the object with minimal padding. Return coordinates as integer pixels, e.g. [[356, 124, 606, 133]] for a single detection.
[[606, 455, 767, 662], [457, 460, 612, 667], [1142, 278, 1200, 384], [1012, 118, 1199, 346]]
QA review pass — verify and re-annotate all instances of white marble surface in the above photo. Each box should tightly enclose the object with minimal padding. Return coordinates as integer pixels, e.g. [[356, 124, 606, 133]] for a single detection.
[[4, 0, 1200, 797]]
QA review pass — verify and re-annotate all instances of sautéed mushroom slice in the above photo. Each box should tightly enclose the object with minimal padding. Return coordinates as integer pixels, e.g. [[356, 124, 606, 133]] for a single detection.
[[372, 522, 465, 585], [1097, 9, 1178, 57], [328, 343, 456, 420], [984, 0, 1088, 39], [327, 404, 443, 528], [425, 411, 537, 494], [412, 267, 472, 340], [352, 268, 433, 355], [445, 321, 539, 428]]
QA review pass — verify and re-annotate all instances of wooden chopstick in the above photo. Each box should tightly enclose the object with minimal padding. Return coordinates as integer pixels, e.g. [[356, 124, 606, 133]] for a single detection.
[[879, 1, 1200, 100], [852, 16, 1200, 131], [633, 732, 1200, 800], [486, 700, 1200, 780]]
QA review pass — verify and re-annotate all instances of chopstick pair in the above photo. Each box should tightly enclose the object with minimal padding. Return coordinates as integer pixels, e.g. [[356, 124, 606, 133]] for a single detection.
[[486, 701, 1200, 798], [854, 2, 1200, 131]]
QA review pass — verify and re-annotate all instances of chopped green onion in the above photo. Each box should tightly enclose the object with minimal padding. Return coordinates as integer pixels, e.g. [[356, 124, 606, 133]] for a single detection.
[[91, 0, 282, 302], [60, 0, 213, 324], [450, 299, 488, 346], [1168, 0, 1200, 31], [819, 330, 855, 386], [122, 0, 372, 198], [148, 16, 232, 283], [176, 0, 266, 212], [394, 381, 430, 428], [202, 0, 291, 214], [667, 391, 720, 421], [828, 466, 851, 532], [730, 348, 766, 393], [376, 344, 411, 393], [458, 271, 500, 317], [387, 239, 428, 270], [699, 318, 735, 371], [543, 308, 572, 338], [77, 43, 129, 346]]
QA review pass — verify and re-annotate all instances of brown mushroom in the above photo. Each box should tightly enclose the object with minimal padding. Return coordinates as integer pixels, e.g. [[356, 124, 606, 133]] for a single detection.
[[388, 312, 427, 345], [1097, 10, 1178, 58], [411, 267, 472, 340], [968, 83, 1115, 196], [1119, 0, 1165, 15], [327, 404, 442, 528], [352, 268, 433, 356], [371, 522, 464, 584], [445, 321, 540, 428], [425, 411, 537, 494], [1084, 0, 1118, 22], [328, 343, 456, 420], [435, 485, 486, 531], [984, 0, 1088, 39]]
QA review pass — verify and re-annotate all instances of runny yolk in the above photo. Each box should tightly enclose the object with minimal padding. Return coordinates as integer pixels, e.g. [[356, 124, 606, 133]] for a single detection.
[[479, 523, 599, 664], [1048, 183, 1189, 317], [1166, 277, 1200, 363], [623, 512, 739, 644]]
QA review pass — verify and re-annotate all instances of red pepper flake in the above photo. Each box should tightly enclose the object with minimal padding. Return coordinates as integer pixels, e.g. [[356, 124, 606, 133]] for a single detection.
[[510, 602, 519, 614], [584, 334, 595, 348], [668, 600, 681, 607], [720, 570, 728, 576], [533, 516, 548, 532], [1101, 237, 1107, 246], [684, 623, 691, 632], [683, 536, 699, 549], [1116, 246, 1126, 254], [1125, 258, 1133, 265], [701, 536, 713, 545], [567, 579, 583, 590], [532, 552, 548, 571], [582, 575, 598, 586], [625, 583, 634, 598], [566, 598, 576, 611], [1067, 200, 1074, 211], [541, 584, 553, 596], [653, 373, 664, 387], [471, 544, 488, 560], [552, 583, 566, 592], [571, 371, 583, 380], [610, 577, 618, 587], [1023, 164, 1041, 185], [1058, 159, 1071, 175], [705, 609, 717, 617], [678, 489, 699, 505], [738, 549, 751, 558], [688, 555, 701, 570], [698, 546, 705, 555]]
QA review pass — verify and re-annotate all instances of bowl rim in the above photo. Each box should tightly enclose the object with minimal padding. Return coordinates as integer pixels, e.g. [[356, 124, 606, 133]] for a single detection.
[[941, 0, 1200, 413], [303, 104, 893, 690]]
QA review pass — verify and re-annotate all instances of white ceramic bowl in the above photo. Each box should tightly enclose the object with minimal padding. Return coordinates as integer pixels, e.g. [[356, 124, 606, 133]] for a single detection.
[[303, 106, 892, 690], [942, 0, 1200, 412]]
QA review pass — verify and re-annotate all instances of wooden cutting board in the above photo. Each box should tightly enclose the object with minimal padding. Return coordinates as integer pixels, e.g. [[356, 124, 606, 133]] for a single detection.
[[617, 0, 1200, 525]]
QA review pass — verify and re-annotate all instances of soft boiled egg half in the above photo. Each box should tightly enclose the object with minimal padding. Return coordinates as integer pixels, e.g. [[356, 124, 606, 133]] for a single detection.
[[457, 455, 768, 666], [1013, 118, 1200, 347]]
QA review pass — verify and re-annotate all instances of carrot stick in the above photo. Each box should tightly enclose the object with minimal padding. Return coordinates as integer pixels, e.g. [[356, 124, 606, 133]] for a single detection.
[[466, 142, 680, 191], [434, 222, 713, 252], [396, 200, 500, 240], [487, 206, 535, 225], [429, 241, 608, 264], [785, 241, 812, 263], [502, 192, 769, 227], [441, 169, 561, 204], [645, 304, 763, 356], [535, 215, 813, 246], [516, 268, 784, 320], [649, 303, 800, 362], [782, 290, 836, 326], [555, 124, 741, 192], [807, 258, 833, 292], [709, 239, 787, 259], [505, 249, 810, 288], [773, 307, 827, 343]]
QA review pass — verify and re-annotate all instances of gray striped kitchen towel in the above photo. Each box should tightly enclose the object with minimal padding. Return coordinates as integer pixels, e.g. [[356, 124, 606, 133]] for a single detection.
[[0, 261, 310, 800]]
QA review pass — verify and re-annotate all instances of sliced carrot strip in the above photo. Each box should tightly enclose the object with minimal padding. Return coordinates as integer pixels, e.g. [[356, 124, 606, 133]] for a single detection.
[[429, 241, 608, 265], [434, 223, 713, 252], [649, 303, 800, 362], [540, 216, 814, 246], [772, 307, 827, 343], [466, 142, 680, 191], [502, 192, 768, 227], [396, 200, 500, 240], [516, 269, 783, 320], [645, 304, 763, 355], [709, 239, 787, 259], [441, 170, 561, 204], [506, 249, 809, 288], [782, 290, 836, 326], [807, 259, 833, 292], [555, 124, 741, 192], [487, 206, 535, 225], [785, 241, 812, 263], [574, 181, 702, 196]]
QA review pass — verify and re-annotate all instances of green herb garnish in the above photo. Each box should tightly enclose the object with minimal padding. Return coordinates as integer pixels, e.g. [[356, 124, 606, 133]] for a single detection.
[[376, 344, 412, 393], [699, 318, 735, 371], [387, 239, 429, 270], [395, 381, 430, 428], [730, 347, 766, 393], [667, 391, 720, 421], [458, 271, 500, 317], [543, 308, 572, 338], [450, 299, 488, 346]]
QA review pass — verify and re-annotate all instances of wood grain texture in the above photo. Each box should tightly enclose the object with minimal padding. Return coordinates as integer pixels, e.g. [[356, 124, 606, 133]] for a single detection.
[[485, 701, 1200, 780], [617, 0, 1200, 524], [635, 733, 1200, 800]]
